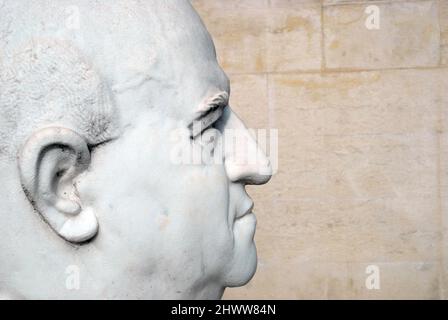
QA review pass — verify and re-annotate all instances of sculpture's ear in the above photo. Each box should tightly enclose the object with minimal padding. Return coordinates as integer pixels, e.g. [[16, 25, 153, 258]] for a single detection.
[[18, 127, 98, 243]]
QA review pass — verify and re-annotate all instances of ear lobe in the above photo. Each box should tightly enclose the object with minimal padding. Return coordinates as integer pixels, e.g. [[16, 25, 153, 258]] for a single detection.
[[18, 127, 99, 243]]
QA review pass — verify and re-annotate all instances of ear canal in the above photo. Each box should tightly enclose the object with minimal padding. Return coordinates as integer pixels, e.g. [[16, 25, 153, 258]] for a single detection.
[[18, 127, 99, 243]]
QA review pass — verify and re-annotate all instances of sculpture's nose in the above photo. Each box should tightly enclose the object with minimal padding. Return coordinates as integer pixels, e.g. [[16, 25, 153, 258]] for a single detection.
[[218, 107, 272, 185]]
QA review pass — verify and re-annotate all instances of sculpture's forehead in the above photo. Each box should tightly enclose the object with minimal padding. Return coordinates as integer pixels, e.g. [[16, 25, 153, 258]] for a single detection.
[[82, 0, 229, 114], [79, 0, 223, 85]]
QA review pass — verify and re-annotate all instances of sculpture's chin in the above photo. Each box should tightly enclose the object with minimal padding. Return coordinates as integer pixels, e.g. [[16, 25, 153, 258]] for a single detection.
[[223, 213, 258, 287]]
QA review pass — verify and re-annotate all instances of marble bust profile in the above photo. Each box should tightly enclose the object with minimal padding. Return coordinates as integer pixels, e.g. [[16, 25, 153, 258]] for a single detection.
[[0, 0, 272, 299]]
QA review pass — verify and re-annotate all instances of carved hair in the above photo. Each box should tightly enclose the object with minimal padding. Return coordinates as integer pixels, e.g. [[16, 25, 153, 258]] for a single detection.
[[0, 38, 119, 160]]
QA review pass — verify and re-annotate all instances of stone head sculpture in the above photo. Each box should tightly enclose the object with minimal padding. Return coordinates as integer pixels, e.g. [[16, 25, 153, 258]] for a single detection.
[[0, 0, 272, 299]]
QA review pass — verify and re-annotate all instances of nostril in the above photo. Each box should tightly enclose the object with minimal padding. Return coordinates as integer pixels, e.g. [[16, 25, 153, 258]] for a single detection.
[[257, 170, 272, 185], [237, 171, 272, 186], [225, 154, 273, 185], [246, 174, 271, 186]]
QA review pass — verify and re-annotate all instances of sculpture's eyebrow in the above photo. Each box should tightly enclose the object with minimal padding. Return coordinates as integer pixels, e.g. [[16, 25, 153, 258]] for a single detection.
[[196, 91, 229, 116]]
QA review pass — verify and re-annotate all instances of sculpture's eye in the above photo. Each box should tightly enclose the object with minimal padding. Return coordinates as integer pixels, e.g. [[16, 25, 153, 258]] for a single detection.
[[193, 122, 221, 152], [189, 105, 224, 140]]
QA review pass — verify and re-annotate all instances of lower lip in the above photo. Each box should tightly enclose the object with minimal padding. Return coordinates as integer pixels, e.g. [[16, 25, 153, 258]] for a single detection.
[[233, 213, 257, 237], [235, 212, 256, 224]]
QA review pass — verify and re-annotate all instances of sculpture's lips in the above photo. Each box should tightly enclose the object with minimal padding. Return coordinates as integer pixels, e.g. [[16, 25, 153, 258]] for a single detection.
[[236, 200, 254, 220]]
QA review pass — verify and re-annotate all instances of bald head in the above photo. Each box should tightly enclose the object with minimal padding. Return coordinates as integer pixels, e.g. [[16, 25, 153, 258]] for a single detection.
[[1, 0, 228, 127], [0, 0, 229, 157], [1, 0, 222, 91]]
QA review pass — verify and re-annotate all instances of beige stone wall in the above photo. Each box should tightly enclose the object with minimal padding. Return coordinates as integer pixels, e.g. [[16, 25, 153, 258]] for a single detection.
[[191, 0, 448, 299]]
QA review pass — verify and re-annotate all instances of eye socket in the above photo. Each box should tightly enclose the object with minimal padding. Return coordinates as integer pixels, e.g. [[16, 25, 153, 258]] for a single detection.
[[189, 106, 224, 140]]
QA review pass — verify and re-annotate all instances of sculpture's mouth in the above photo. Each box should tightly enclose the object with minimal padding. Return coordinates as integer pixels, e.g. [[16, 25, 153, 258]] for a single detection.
[[235, 199, 254, 220]]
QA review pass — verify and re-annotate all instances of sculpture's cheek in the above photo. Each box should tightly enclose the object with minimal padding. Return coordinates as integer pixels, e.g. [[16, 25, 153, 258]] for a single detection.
[[75, 120, 235, 294]]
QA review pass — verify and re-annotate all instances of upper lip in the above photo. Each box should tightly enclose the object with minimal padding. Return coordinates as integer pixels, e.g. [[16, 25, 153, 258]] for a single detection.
[[236, 200, 254, 220]]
